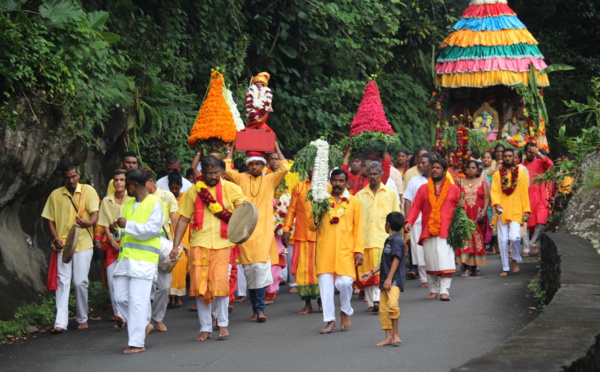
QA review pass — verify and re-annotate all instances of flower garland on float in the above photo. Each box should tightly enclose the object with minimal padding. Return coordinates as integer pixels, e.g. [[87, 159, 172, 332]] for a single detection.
[[427, 177, 451, 236]]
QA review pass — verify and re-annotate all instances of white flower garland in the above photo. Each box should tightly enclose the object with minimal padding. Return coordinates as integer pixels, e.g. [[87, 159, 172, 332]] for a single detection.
[[246, 84, 273, 111], [310, 139, 330, 203], [223, 87, 245, 131]]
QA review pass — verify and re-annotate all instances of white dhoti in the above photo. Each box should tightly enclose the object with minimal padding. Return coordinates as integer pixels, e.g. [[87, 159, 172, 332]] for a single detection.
[[113, 275, 153, 348], [410, 221, 427, 284], [55, 249, 93, 329], [498, 220, 523, 272], [318, 273, 354, 323], [243, 261, 273, 289], [151, 268, 171, 323], [106, 260, 122, 318], [197, 296, 229, 333], [423, 237, 455, 296], [364, 286, 381, 307], [236, 264, 247, 297]]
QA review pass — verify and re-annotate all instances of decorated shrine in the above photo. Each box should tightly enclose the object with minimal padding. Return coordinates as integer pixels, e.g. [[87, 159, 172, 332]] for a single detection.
[[433, 0, 552, 155]]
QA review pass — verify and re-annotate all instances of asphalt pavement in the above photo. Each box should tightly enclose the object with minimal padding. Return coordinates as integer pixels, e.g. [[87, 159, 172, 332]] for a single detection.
[[0, 255, 541, 372]]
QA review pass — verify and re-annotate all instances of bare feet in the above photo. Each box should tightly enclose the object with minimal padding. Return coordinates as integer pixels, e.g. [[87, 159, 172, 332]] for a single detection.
[[425, 293, 438, 299], [155, 322, 167, 332], [522, 252, 530, 257], [218, 327, 229, 340], [122, 347, 145, 354], [265, 300, 274, 305], [256, 313, 267, 323], [297, 304, 313, 315], [247, 314, 258, 322], [115, 315, 125, 328], [175, 297, 183, 307], [51, 327, 67, 334], [531, 245, 539, 254], [340, 311, 351, 331], [440, 294, 451, 301], [420, 282, 429, 287], [500, 271, 508, 277], [77, 322, 88, 330], [145, 323, 154, 336], [234, 297, 247, 303], [376, 338, 394, 347], [194, 331, 211, 341], [512, 260, 520, 273], [392, 335, 402, 346], [289, 287, 298, 294], [353, 288, 360, 294]]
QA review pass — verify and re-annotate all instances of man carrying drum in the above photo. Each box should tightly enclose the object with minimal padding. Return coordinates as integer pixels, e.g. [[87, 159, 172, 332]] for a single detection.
[[171, 155, 248, 341]]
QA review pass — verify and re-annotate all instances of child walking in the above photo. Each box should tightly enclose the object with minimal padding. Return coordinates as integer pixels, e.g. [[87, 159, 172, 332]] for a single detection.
[[361, 212, 406, 347]]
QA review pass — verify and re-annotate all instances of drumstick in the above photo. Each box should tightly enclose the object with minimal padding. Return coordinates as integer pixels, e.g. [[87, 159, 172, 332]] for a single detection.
[[160, 257, 183, 264]]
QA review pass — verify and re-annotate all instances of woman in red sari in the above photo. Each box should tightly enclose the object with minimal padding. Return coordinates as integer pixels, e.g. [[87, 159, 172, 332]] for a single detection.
[[456, 160, 490, 277]]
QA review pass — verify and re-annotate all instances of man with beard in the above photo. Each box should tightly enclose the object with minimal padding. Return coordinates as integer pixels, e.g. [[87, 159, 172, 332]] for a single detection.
[[404, 159, 461, 301], [403, 153, 436, 287], [310, 169, 364, 333], [42, 162, 100, 333], [171, 155, 247, 341], [282, 168, 321, 314], [521, 142, 553, 254], [356, 161, 400, 312], [224, 141, 289, 323], [491, 148, 530, 277], [111, 169, 164, 354]]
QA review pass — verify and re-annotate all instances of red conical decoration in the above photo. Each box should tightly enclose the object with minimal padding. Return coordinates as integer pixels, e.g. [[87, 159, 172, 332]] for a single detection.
[[349, 81, 394, 137]]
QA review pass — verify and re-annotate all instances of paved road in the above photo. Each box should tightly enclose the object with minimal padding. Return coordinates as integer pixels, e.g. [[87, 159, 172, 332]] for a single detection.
[[0, 256, 541, 372]]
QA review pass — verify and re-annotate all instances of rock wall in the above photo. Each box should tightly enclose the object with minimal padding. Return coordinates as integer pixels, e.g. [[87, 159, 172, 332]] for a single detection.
[[559, 151, 600, 253], [0, 100, 128, 320]]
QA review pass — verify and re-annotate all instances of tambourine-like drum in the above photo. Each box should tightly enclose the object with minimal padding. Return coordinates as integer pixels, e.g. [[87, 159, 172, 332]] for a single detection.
[[227, 202, 258, 245], [62, 225, 80, 263]]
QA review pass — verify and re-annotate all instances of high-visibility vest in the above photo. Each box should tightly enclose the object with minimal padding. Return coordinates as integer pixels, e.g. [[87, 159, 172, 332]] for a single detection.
[[119, 194, 161, 263]]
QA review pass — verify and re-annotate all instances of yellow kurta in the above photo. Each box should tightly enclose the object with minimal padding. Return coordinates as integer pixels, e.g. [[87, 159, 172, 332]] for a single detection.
[[225, 159, 289, 264], [310, 195, 364, 279], [170, 192, 190, 296], [491, 167, 531, 225], [106, 179, 115, 197], [42, 183, 100, 252], [152, 187, 178, 238], [97, 193, 130, 228], [178, 181, 247, 248]]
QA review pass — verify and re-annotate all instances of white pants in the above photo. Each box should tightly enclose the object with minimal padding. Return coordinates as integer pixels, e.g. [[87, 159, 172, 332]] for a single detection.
[[530, 223, 544, 247], [364, 286, 381, 307], [151, 269, 171, 323], [427, 275, 452, 296], [318, 274, 354, 323], [55, 249, 92, 329], [114, 275, 152, 348], [498, 220, 523, 272], [196, 296, 229, 333], [106, 261, 122, 317], [282, 243, 296, 286], [236, 264, 247, 297], [410, 222, 428, 284]]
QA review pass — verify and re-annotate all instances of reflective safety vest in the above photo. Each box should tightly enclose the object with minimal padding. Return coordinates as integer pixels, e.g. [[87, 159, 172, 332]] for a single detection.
[[119, 194, 161, 263]]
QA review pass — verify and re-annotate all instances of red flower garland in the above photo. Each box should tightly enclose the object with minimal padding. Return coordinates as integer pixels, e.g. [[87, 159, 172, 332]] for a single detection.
[[198, 188, 232, 222], [499, 165, 519, 195]]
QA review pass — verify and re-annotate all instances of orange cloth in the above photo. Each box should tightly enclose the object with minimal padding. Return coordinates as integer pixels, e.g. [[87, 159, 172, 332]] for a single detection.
[[225, 159, 289, 265], [491, 167, 531, 225], [310, 195, 364, 279], [189, 246, 231, 305], [283, 179, 316, 242], [170, 192, 190, 296]]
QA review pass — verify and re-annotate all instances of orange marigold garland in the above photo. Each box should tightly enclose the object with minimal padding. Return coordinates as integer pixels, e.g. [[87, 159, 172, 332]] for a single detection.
[[187, 70, 237, 147], [427, 177, 451, 236]]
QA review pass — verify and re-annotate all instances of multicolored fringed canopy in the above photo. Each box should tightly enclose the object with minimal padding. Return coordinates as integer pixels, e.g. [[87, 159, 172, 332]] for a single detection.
[[436, 0, 549, 88]]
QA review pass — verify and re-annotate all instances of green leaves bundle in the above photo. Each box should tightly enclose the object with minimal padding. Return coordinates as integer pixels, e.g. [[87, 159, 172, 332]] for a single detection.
[[339, 131, 402, 158], [448, 205, 477, 250], [291, 142, 343, 180]]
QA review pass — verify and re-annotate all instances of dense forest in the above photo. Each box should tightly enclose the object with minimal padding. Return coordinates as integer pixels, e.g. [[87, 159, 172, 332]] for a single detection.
[[1, 0, 599, 170]]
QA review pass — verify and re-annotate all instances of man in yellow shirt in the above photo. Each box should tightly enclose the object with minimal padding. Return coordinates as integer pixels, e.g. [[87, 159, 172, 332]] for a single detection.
[[356, 161, 400, 312], [172, 156, 247, 340], [310, 169, 364, 334], [491, 148, 530, 277], [42, 162, 99, 333], [224, 141, 289, 323]]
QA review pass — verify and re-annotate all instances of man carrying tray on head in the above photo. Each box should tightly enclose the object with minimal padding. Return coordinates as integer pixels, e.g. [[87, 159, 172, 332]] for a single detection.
[[171, 155, 248, 341], [224, 140, 289, 323]]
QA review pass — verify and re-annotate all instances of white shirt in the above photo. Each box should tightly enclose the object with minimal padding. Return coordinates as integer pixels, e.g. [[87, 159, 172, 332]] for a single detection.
[[156, 175, 193, 193], [385, 177, 401, 206], [403, 175, 428, 224], [113, 199, 164, 280]]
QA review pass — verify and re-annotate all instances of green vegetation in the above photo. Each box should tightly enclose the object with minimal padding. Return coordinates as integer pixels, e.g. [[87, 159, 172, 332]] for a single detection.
[[527, 273, 548, 309]]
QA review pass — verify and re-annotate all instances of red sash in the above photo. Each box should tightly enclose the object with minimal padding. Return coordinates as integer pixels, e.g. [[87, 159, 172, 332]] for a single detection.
[[191, 180, 228, 238]]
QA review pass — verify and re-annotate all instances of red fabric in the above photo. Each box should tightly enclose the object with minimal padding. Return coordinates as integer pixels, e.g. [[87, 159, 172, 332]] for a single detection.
[[522, 157, 554, 226], [246, 151, 266, 158], [101, 235, 119, 267], [246, 114, 273, 132], [191, 180, 228, 238], [462, 3, 515, 18], [46, 250, 58, 292], [405, 181, 461, 246], [343, 158, 391, 195], [229, 246, 240, 303], [455, 179, 486, 259]]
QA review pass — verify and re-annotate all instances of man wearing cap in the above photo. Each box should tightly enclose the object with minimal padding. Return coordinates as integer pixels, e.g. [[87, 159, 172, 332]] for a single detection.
[[111, 169, 164, 354], [224, 141, 289, 322], [42, 162, 100, 334]]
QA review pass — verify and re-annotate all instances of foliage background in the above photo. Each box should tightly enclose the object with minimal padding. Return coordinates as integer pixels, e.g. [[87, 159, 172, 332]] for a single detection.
[[1, 0, 598, 171]]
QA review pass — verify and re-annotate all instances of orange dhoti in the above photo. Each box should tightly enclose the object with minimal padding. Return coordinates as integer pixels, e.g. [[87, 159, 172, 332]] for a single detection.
[[189, 246, 231, 305]]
